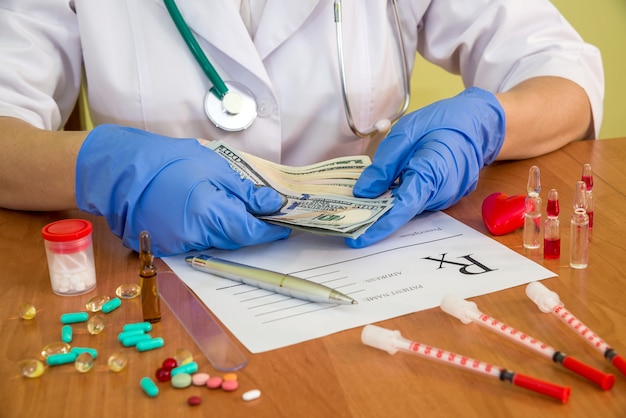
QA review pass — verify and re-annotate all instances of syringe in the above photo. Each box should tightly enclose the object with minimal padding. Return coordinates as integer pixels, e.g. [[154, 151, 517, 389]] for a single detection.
[[361, 324, 571, 403], [526, 281, 626, 377], [440, 294, 614, 390]]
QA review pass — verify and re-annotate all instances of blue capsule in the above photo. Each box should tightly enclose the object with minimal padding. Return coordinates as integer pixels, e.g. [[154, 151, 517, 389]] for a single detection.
[[70, 347, 98, 359], [120, 333, 152, 347], [123, 322, 152, 332]]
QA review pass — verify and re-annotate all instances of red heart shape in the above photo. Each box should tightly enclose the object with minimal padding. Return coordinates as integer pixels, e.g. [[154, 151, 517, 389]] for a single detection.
[[481, 192, 526, 236]]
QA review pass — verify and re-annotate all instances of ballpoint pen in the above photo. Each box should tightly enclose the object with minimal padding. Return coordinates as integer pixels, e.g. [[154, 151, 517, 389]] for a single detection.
[[185, 254, 358, 305]]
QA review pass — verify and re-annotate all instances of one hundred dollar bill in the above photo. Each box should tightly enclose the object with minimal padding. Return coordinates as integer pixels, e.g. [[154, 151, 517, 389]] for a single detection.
[[206, 141, 393, 238]]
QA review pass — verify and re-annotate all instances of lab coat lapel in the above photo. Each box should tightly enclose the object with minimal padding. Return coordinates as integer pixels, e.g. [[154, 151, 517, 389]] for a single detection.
[[253, 0, 321, 59], [162, 0, 320, 81]]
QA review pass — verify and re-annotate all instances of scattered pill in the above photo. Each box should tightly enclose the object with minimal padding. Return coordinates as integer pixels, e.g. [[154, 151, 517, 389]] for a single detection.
[[61, 325, 73, 343], [187, 396, 202, 406], [116, 283, 141, 299], [102, 297, 122, 313], [108, 352, 128, 372], [85, 295, 110, 312], [140, 377, 159, 397], [46, 352, 78, 366], [87, 315, 105, 335], [70, 347, 98, 359], [223, 372, 238, 381], [120, 333, 152, 347], [123, 322, 152, 332], [155, 367, 172, 382], [206, 376, 223, 389], [174, 348, 193, 365], [60, 312, 89, 324], [41, 342, 71, 358], [242, 389, 261, 402], [74, 352, 95, 373], [171, 372, 192, 388], [171, 361, 198, 376], [192, 372, 210, 386], [136, 337, 164, 352], [117, 329, 146, 342], [18, 303, 37, 320], [221, 379, 239, 392], [162, 358, 177, 370], [18, 359, 44, 378]]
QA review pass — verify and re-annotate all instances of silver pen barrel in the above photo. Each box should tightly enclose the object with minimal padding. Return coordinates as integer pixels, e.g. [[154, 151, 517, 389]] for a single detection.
[[186, 255, 356, 305]]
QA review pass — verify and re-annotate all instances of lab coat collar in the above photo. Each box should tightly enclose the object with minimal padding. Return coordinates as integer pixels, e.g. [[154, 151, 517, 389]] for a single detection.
[[156, 0, 320, 78]]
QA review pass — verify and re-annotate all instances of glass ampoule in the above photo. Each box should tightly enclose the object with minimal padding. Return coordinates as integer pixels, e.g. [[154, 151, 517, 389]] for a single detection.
[[570, 181, 589, 269], [523, 166, 542, 249], [581, 163, 594, 229], [139, 231, 161, 323], [543, 189, 560, 259]]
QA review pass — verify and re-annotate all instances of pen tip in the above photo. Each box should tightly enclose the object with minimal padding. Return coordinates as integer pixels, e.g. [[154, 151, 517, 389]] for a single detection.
[[185, 256, 193, 264], [351, 300, 358, 305]]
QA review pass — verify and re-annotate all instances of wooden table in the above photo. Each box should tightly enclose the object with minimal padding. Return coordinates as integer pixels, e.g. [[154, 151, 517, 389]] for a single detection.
[[1, 138, 625, 417]]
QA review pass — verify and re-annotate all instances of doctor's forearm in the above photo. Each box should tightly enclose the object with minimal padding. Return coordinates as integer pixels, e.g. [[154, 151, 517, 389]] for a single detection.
[[0, 117, 85, 211], [494, 76, 594, 161]]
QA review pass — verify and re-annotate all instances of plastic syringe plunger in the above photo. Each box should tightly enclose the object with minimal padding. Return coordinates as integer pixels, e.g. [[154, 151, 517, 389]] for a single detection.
[[361, 325, 402, 355], [526, 281, 561, 312], [440, 294, 481, 324]]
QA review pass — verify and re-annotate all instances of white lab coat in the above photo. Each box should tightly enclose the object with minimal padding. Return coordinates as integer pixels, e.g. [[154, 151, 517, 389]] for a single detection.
[[0, 0, 603, 165]]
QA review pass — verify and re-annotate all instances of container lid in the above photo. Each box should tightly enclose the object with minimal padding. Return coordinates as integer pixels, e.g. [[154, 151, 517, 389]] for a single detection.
[[42, 219, 93, 242]]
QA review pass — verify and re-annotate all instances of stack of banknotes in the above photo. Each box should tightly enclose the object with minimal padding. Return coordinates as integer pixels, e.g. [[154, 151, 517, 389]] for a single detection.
[[207, 141, 393, 239]]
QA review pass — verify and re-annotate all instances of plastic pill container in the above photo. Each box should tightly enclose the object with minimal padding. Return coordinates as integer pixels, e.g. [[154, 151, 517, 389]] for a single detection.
[[42, 219, 97, 296]]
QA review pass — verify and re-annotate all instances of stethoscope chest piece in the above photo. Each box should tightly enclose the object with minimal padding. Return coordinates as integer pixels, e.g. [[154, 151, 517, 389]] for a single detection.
[[204, 81, 257, 131]]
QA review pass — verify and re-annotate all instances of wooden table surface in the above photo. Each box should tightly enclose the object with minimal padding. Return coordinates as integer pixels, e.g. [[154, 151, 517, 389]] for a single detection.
[[1, 138, 625, 417]]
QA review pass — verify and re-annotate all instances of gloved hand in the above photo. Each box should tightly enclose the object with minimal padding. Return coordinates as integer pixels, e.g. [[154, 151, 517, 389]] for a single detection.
[[76, 125, 290, 256], [346, 87, 506, 248]]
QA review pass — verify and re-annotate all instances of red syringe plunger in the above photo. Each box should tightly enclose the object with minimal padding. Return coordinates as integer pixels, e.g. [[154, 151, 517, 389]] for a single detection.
[[507, 371, 571, 404]]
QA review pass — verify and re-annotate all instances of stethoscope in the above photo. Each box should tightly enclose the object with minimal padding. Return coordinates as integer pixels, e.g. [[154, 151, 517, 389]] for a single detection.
[[163, 0, 411, 136]]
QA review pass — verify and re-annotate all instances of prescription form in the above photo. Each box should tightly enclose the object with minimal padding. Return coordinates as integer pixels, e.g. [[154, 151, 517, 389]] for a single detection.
[[163, 211, 555, 353]]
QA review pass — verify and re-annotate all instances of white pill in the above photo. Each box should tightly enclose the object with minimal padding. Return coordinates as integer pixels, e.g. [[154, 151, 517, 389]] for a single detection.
[[242, 389, 261, 402]]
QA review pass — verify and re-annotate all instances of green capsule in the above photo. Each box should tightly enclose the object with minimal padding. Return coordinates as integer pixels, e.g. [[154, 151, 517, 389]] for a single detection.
[[120, 333, 152, 347], [102, 297, 122, 314], [136, 337, 164, 352], [123, 322, 152, 332], [46, 352, 78, 366], [70, 347, 98, 359], [117, 329, 145, 342], [61, 325, 73, 343], [60, 312, 89, 324], [140, 377, 159, 397], [171, 361, 198, 376]]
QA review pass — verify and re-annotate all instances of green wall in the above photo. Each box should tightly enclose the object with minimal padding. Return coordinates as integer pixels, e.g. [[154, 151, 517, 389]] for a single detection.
[[409, 0, 626, 139]]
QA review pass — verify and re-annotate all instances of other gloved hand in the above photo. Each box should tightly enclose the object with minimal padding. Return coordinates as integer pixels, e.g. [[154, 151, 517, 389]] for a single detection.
[[346, 87, 506, 248], [76, 125, 290, 256]]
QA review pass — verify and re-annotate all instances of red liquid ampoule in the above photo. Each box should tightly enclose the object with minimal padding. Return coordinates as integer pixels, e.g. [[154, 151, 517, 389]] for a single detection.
[[544, 189, 560, 259]]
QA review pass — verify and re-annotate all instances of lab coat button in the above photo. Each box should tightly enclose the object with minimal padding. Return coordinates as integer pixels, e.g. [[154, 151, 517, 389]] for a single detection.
[[257, 100, 274, 117]]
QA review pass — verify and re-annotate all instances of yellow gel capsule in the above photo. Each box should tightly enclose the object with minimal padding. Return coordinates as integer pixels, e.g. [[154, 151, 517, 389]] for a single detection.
[[87, 315, 105, 335], [19, 359, 45, 378], [18, 303, 37, 320], [174, 348, 194, 366], [116, 283, 141, 299], [85, 295, 110, 312], [108, 352, 128, 372], [75, 352, 95, 373], [41, 342, 71, 359]]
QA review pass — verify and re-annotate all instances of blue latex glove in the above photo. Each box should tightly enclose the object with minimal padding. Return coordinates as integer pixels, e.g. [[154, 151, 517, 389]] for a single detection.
[[76, 125, 290, 256], [347, 87, 506, 248]]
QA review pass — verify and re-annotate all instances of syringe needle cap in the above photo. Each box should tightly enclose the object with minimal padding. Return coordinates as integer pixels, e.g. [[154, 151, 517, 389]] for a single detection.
[[526, 282, 561, 313], [440, 294, 481, 324], [361, 325, 401, 355]]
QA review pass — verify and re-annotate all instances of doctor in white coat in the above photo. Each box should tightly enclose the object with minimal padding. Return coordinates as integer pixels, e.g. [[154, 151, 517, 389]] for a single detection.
[[0, 0, 602, 256]]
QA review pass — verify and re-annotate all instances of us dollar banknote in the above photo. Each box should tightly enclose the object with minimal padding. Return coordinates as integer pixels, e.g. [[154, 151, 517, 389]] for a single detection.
[[207, 141, 393, 238]]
